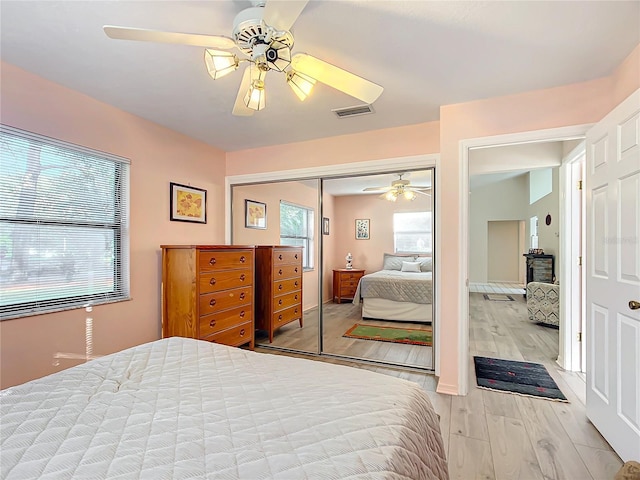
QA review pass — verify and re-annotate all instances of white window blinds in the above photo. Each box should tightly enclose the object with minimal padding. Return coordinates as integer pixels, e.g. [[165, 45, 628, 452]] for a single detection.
[[0, 125, 130, 320]]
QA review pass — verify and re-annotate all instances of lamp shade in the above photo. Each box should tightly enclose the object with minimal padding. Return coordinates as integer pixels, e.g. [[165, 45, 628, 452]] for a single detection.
[[286, 70, 316, 101], [244, 65, 266, 111], [204, 49, 239, 80]]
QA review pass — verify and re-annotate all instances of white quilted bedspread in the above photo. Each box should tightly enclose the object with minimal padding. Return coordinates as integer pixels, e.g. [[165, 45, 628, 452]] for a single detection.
[[1, 338, 448, 479]]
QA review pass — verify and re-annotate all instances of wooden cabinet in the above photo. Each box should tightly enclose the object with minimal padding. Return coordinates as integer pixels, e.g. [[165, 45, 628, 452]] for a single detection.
[[333, 269, 365, 303], [255, 246, 303, 343], [523, 253, 555, 298], [161, 245, 254, 349]]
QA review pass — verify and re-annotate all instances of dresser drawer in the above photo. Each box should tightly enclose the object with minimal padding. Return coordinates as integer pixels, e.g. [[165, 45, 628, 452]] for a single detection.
[[340, 271, 364, 282], [273, 264, 301, 280], [273, 249, 301, 266], [200, 269, 252, 294], [274, 277, 301, 295], [199, 286, 253, 316], [340, 286, 357, 296], [205, 321, 253, 347], [273, 290, 301, 311], [273, 305, 301, 327], [199, 305, 252, 337], [199, 250, 253, 272]]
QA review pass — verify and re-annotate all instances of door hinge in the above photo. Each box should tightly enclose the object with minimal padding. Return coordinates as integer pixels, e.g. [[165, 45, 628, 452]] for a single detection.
[[577, 180, 583, 190], [578, 256, 582, 266], [577, 332, 582, 342]]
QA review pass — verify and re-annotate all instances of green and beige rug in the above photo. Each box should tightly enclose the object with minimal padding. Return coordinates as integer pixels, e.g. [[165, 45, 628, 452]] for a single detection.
[[343, 323, 432, 346]]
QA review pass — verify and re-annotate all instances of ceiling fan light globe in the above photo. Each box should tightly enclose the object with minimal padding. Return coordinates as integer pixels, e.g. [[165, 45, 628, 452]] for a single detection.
[[244, 81, 266, 111], [404, 190, 416, 201], [204, 50, 239, 80], [384, 190, 398, 202], [286, 71, 316, 101]]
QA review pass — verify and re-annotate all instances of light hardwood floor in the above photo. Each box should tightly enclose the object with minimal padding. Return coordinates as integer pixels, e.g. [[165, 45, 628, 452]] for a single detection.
[[255, 301, 434, 369], [258, 292, 623, 480]]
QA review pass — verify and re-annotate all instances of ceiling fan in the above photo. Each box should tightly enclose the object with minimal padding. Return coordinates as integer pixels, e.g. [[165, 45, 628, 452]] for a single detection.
[[103, 0, 384, 116], [363, 173, 432, 201]]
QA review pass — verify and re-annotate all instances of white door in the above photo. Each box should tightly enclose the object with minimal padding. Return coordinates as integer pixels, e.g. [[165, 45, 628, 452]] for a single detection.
[[585, 88, 640, 462]]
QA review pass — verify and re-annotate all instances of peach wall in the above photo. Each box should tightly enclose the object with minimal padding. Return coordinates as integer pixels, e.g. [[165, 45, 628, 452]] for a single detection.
[[332, 194, 432, 274], [225, 122, 440, 175], [612, 44, 640, 107], [0, 62, 227, 388], [230, 181, 320, 311], [321, 192, 336, 303]]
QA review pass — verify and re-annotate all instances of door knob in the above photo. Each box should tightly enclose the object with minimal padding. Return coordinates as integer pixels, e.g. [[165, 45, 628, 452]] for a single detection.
[[630, 300, 640, 310]]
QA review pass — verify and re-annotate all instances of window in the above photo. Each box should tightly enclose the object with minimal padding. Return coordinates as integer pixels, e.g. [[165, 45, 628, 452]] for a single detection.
[[0, 125, 130, 320], [393, 212, 432, 253], [280, 201, 314, 269]]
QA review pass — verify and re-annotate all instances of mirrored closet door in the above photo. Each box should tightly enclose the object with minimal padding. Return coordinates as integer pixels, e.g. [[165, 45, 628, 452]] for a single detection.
[[232, 179, 320, 354], [321, 170, 435, 369]]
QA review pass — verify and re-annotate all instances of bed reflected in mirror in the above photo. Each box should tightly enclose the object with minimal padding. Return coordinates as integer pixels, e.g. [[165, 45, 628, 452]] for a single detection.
[[321, 170, 435, 370]]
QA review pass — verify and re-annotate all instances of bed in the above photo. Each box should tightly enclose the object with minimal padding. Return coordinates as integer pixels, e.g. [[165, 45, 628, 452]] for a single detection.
[[353, 254, 433, 323], [1, 337, 448, 479]]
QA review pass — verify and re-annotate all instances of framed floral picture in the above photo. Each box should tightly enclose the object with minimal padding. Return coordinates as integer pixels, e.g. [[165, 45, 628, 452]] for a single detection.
[[355, 218, 370, 240], [245, 199, 267, 229], [170, 182, 207, 223]]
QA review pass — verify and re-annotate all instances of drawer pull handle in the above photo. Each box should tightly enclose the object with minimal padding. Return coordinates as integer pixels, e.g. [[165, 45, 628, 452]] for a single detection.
[[209, 299, 216, 307], [294, 281, 299, 287], [295, 253, 298, 259], [240, 329, 245, 336], [294, 295, 298, 300], [278, 269, 283, 275], [294, 309, 298, 315], [278, 284, 283, 290], [278, 314, 283, 321], [278, 299, 283, 305], [209, 258, 216, 265], [209, 320, 216, 327], [209, 278, 216, 285], [294, 267, 298, 273], [239, 274, 246, 281], [239, 310, 245, 318], [240, 292, 246, 300], [239, 256, 246, 263], [278, 254, 283, 260]]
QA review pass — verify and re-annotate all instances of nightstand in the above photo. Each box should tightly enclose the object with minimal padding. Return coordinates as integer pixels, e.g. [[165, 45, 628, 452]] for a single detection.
[[333, 269, 365, 303]]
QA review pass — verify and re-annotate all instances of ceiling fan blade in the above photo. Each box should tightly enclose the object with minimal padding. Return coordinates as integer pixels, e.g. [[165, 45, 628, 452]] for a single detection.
[[103, 26, 236, 49], [232, 66, 255, 117], [291, 53, 383, 104], [413, 189, 432, 196], [363, 186, 391, 192], [263, 1, 309, 32]]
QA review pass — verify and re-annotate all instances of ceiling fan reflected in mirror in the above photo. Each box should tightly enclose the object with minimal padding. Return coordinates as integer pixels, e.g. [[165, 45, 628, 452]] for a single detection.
[[103, 0, 384, 115], [363, 173, 432, 202]]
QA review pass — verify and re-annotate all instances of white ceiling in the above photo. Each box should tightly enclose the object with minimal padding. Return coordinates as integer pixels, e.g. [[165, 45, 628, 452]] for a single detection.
[[1, 1, 638, 152]]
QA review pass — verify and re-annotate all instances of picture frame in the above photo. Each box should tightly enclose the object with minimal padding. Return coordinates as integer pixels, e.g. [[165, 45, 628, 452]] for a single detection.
[[355, 218, 370, 240], [322, 217, 330, 235], [170, 182, 207, 223], [245, 199, 267, 229]]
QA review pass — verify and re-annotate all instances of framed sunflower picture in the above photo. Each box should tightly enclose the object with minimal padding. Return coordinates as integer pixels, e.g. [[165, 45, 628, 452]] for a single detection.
[[245, 199, 267, 229], [170, 182, 207, 223]]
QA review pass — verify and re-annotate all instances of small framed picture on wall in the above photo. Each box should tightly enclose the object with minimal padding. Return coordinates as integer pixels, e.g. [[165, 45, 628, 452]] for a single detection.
[[170, 182, 207, 223], [322, 217, 330, 235], [245, 199, 267, 229], [355, 218, 370, 240]]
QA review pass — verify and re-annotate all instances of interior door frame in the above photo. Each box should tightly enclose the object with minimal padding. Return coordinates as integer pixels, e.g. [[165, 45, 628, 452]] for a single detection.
[[225, 154, 441, 373], [459, 125, 590, 394]]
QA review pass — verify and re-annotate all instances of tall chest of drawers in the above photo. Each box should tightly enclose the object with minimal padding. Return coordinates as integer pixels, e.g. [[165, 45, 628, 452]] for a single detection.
[[254, 245, 303, 343], [161, 245, 254, 349]]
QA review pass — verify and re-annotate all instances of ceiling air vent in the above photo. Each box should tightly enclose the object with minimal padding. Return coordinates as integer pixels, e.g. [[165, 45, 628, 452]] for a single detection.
[[332, 104, 374, 119]]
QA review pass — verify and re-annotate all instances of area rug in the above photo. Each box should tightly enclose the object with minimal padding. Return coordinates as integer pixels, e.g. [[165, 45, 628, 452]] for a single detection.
[[474, 356, 568, 402], [483, 293, 515, 301], [343, 324, 432, 346]]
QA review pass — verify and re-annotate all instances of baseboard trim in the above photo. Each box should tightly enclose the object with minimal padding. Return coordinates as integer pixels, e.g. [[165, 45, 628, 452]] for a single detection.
[[436, 381, 460, 396]]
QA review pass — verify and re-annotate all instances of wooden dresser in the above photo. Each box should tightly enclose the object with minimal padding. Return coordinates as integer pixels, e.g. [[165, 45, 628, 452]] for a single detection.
[[255, 246, 303, 343], [161, 245, 254, 349], [333, 268, 365, 303]]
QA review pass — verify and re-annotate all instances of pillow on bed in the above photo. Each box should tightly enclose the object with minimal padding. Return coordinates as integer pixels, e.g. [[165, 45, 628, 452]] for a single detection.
[[415, 257, 433, 272], [401, 261, 422, 273], [383, 253, 416, 270]]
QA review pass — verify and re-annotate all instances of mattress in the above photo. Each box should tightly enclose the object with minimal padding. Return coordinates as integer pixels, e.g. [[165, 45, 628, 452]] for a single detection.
[[362, 297, 433, 323], [1, 337, 448, 479], [354, 270, 433, 304]]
